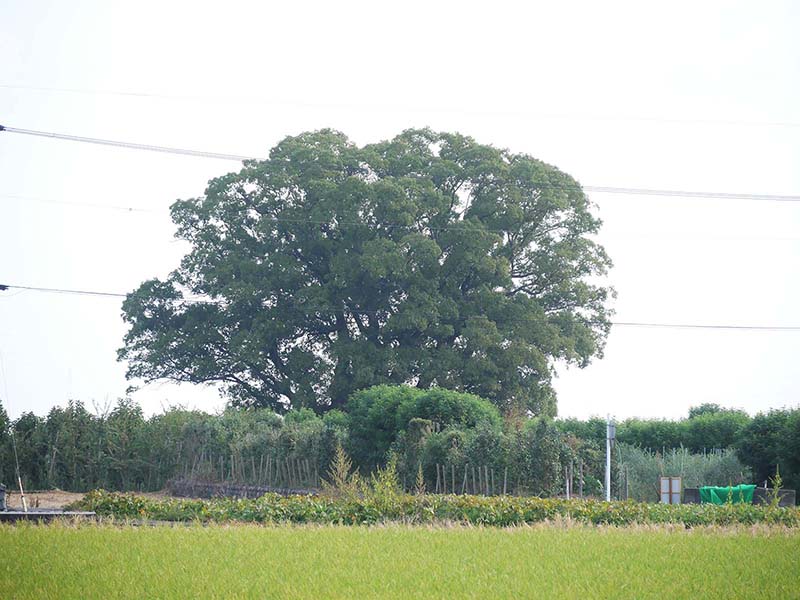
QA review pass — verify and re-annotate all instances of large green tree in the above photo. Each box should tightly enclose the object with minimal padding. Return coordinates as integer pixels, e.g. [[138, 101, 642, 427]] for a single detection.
[[119, 129, 613, 414]]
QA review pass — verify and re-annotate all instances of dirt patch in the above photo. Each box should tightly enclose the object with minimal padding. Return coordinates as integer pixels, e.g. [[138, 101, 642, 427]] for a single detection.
[[5, 490, 85, 510], [4, 489, 172, 510]]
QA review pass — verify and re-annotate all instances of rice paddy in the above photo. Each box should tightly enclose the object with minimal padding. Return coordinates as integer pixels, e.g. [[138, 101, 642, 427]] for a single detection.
[[1, 522, 797, 599]]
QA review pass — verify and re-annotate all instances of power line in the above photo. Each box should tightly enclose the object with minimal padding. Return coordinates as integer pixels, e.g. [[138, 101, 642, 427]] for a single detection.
[[610, 321, 800, 331], [3, 83, 800, 129], [3, 124, 800, 203], [584, 186, 800, 203], [3, 284, 800, 331], [2, 284, 127, 298], [0, 125, 255, 162]]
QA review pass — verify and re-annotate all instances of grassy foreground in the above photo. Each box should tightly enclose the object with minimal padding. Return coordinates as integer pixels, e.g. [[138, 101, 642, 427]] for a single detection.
[[1, 523, 798, 599]]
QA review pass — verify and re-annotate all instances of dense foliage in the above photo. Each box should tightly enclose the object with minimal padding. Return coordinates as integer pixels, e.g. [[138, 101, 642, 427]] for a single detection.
[[555, 403, 799, 490], [345, 385, 501, 469], [555, 404, 751, 452], [119, 129, 612, 414], [77, 489, 800, 527], [1, 393, 796, 497], [0, 400, 345, 492]]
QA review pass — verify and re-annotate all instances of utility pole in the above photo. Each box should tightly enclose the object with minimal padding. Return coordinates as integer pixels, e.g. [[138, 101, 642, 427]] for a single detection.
[[605, 415, 615, 502]]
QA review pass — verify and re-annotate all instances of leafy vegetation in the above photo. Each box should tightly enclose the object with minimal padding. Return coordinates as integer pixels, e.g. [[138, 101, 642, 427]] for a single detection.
[[345, 385, 501, 469], [75, 489, 800, 527], [556, 404, 800, 491], [2, 393, 797, 496], [0, 399, 345, 492], [616, 446, 749, 502], [119, 129, 613, 414], [3, 523, 798, 600], [555, 404, 751, 452]]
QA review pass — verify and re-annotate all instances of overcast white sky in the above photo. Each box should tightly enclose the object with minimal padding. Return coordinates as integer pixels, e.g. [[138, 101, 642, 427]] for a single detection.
[[1, 0, 799, 421]]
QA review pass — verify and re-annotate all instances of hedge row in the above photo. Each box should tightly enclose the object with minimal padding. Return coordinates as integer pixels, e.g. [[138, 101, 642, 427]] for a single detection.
[[76, 490, 800, 527]]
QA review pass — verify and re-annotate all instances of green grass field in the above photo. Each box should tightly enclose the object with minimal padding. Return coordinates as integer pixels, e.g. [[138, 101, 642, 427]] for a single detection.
[[1, 523, 797, 599]]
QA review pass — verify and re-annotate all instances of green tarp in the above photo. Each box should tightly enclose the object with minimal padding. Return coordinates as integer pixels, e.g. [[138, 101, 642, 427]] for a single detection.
[[698, 484, 756, 505]]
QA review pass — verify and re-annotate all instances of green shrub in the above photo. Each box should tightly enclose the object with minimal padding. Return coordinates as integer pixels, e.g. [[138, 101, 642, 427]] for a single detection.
[[345, 385, 418, 469], [345, 385, 501, 470], [394, 388, 502, 433]]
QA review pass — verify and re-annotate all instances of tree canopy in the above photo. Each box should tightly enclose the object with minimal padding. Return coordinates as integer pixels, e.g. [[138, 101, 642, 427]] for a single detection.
[[119, 129, 613, 414]]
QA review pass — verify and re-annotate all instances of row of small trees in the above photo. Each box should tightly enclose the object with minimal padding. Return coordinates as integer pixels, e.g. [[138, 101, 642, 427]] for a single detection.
[[0, 399, 344, 492], [1, 388, 795, 497], [0, 389, 589, 496]]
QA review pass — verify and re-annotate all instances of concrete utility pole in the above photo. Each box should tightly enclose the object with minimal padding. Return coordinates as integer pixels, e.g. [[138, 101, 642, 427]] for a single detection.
[[605, 415, 615, 502]]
